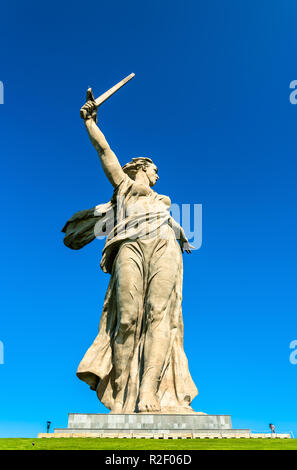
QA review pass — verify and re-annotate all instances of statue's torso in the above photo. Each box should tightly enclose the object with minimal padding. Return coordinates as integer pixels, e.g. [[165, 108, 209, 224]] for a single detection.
[[125, 181, 171, 217]]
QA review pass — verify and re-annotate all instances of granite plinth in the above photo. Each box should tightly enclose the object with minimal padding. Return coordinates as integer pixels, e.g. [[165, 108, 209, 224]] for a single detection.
[[54, 413, 232, 434]]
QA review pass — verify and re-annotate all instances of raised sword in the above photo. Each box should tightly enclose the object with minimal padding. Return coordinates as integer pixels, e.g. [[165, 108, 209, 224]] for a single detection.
[[80, 73, 135, 119]]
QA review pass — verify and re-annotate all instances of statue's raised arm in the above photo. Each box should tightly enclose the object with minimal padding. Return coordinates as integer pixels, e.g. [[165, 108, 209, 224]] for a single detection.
[[81, 88, 125, 188]]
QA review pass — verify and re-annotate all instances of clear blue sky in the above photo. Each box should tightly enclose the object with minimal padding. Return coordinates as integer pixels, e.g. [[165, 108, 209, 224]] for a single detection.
[[0, 0, 297, 437]]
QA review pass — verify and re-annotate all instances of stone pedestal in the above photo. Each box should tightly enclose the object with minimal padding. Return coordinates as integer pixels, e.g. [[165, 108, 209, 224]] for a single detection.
[[38, 413, 292, 439], [54, 413, 234, 435]]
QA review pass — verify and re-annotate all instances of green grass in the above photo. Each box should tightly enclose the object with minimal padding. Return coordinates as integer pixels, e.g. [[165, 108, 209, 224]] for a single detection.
[[0, 438, 296, 450]]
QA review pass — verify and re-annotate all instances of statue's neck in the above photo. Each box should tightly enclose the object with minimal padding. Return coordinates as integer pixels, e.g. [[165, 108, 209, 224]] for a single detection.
[[135, 171, 150, 187]]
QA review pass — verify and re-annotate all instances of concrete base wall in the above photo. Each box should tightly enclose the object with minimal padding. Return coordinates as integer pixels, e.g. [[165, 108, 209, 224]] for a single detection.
[[38, 431, 292, 439], [62, 413, 232, 432], [38, 412, 291, 439]]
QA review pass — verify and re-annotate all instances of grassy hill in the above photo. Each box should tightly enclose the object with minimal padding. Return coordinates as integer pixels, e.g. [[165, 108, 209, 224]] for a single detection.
[[0, 437, 296, 450]]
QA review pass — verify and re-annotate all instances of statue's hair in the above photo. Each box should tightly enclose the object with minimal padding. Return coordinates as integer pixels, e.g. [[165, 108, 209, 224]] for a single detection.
[[122, 157, 154, 180]]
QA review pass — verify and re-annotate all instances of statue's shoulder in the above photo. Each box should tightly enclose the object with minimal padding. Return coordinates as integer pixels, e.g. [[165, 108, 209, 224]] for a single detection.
[[152, 190, 171, 207], [112, 173, 133, 193]]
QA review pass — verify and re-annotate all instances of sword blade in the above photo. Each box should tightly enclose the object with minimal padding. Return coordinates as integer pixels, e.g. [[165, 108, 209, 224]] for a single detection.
[[95, 73, 135, 108]]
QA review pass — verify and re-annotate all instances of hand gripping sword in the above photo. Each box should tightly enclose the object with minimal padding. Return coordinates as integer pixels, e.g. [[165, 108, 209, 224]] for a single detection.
[[80, 73, 135, 119]]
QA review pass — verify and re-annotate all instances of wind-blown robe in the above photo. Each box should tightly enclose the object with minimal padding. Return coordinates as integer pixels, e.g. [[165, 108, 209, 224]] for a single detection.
[[62, 175, 198, 412]]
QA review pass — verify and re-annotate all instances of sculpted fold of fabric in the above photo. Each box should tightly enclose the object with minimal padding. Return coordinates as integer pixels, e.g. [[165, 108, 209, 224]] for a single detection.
[[62, 174, 198, 412]]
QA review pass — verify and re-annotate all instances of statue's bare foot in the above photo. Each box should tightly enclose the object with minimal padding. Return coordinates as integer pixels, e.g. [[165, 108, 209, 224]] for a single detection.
[[138, 391, 160, 412], [110, 400, 123, 414]]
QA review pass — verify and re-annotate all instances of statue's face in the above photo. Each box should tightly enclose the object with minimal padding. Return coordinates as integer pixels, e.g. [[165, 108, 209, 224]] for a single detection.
[[145, 164, 159, 187]]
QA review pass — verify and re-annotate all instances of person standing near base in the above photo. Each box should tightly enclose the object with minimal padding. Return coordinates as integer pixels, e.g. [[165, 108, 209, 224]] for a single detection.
[[269, 423, 276, 434]]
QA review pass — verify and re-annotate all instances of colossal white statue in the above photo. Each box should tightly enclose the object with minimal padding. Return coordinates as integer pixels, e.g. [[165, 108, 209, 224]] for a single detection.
[[62, 77, 198, 414]]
